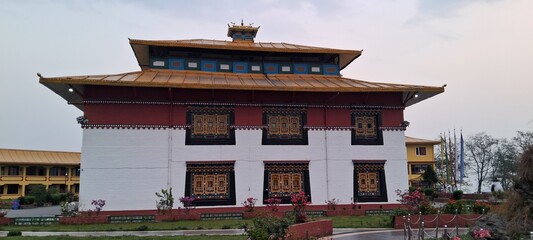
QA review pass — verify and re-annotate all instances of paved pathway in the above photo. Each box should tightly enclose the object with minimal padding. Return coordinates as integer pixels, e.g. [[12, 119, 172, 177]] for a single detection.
[[4, 206, 61, 218]]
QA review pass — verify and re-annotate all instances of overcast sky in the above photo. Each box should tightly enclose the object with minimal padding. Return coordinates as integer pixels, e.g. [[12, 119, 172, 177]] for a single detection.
[[1, 0, 532, 152]]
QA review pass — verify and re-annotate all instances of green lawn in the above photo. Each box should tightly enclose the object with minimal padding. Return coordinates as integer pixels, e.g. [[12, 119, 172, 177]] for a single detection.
[[0, 215, 393, 232]]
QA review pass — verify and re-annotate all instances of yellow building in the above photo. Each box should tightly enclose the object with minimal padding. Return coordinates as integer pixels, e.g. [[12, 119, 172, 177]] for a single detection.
[[0, 149, 80, 200], [405, 136, 440, 188]]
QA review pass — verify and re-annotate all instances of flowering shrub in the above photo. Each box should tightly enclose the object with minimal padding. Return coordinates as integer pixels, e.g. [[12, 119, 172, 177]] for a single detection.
[[90, 199, 105, 216], [244, 215, 292, 240], [242, 197, 257, 212], [396, 188, 436, 214], [60, 201, 79, 217], [265, 198, 281, 212], [178, 196, 195, 213], [472, 201, 490, 214], [290, 191, 309, 223], [472, 228, 492, 239], [325, 198, 339, 210]]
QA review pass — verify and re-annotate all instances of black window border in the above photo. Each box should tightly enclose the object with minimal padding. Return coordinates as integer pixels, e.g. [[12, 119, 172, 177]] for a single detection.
[[262, 108, 308, 145], [353, 160, 388, 202], [351, 111, 383, 145], [185, 107, 236, 145], [184, 162, 236, 207], [262, 161, 311, 204]]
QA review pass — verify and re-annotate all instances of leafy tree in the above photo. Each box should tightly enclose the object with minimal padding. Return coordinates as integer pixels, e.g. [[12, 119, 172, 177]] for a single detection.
[[513, 130, 533, 152], [421, 165, 438, 188], [466, 132, 499, 193], [493, 138, 519, 190]]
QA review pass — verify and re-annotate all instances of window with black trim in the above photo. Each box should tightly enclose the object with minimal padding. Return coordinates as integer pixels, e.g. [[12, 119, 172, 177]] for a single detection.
[[353, 161, 388, 202], [262, 108, 308, 145], [186, 107, 235, 145], [185, 162, 236, 206], [263, 162, 311, 204], [351, 111, 383, 145], [415, 147, 427, 156]]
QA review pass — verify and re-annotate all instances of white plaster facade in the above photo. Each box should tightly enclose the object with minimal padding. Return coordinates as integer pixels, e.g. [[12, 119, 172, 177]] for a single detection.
[[79, 128, 408, 211]]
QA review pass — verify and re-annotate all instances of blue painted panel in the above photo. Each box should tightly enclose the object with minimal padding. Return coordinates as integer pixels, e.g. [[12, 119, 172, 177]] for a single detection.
[[263, 63, 279, 74], [293, 64, 308, 74], [233, 62, 249, 73], [323, 64, 339, 75], [168, 58, 185, 70], [201, 60, 217, 72]]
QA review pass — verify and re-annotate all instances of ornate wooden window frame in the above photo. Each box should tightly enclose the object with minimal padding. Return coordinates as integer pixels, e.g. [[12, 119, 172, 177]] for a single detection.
[[351, 110, 383, 145], [262, 161, 311, 204], [184, 161, 236, 206], [353, 160, 388, 202], [185, 106, 235, 145], [262, 108, 308, 145]]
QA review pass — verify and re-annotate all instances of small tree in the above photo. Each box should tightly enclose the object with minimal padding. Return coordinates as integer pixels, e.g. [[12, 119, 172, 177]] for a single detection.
[[421, 165, 438, 189], [155, 188, 174, 215]]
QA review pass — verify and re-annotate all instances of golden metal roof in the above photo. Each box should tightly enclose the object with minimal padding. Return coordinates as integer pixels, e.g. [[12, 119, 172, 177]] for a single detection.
[[129, 39, 361, 70], [40, 69, 443, 93], [0, 149, 80, 166], [39, 69, 444, 110], [405, 136, 441, 145]]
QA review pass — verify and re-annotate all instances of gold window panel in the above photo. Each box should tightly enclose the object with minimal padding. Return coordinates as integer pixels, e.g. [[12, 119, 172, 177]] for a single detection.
[[192, 114, 229, 136], [191, 174, 229, 196]]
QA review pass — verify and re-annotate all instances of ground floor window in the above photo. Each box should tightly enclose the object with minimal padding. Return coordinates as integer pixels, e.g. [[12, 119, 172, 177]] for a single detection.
[[410, 164, 431, 174], [71, 184, 80, 194], [263, 161, 311, 204], [185, 161, 235, 206], [353, 160, 387, 202], [6, 184, 20, 194]]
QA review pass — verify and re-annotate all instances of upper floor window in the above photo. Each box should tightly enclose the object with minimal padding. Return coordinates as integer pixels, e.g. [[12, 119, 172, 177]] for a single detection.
[[416, 147, 427, 156], [1, 166, 20, 176], [49, 167, 67, 176], [186, 107, 235, 145], [26, 166, 46, 176], [262, 108, 308, 145], [351, 111, 383, 145]]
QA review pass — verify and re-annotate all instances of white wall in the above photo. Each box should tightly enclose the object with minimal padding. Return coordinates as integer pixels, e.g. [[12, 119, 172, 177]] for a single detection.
[[80, 128, 407, 211]]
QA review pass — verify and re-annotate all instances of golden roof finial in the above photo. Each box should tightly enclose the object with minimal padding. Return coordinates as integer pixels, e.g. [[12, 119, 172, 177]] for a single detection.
[[227, 20, 260, 42]]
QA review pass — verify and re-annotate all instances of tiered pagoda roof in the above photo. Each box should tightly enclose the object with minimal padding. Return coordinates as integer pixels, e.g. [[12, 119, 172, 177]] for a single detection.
[[39, 24, 445, 110]]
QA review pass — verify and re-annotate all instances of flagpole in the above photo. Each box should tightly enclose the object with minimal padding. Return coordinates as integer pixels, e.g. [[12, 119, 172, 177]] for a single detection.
[[460, 130, 465, 190]]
